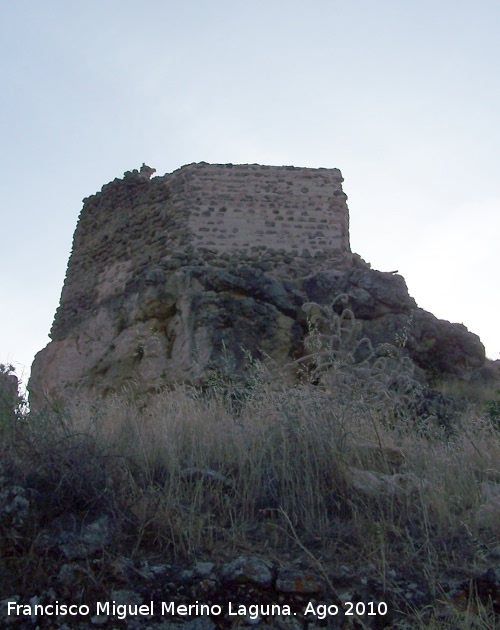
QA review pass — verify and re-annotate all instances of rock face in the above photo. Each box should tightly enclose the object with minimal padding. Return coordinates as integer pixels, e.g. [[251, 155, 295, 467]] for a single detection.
[[29, 163, 485, 407]]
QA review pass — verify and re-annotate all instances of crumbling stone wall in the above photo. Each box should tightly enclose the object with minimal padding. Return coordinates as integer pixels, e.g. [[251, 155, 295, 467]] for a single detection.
[[51, 163, 351, 341]]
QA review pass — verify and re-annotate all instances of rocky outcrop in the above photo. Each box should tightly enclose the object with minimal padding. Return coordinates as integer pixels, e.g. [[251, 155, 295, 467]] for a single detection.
[[29, 165, 485, 408], [301, 267, 485, 377], [30, 262, 485, 408]]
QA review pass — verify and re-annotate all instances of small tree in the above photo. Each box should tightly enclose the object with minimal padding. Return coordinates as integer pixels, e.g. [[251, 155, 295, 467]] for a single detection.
[[0, 364, 27, 431]]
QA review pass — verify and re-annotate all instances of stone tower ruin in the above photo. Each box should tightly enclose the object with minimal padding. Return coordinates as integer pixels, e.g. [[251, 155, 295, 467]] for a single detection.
[[30, 162, 353, 406], [51, 162, 351, 340], [29, 161, 485, 408]]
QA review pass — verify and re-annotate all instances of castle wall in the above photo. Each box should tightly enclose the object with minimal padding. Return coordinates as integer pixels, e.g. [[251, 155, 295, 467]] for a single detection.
[[50, 163, 351, 341], [182, 163, 349, 259]]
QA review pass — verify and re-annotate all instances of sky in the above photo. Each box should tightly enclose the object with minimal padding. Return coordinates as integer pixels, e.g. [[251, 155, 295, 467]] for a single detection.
[[1, 0, 499, 388]]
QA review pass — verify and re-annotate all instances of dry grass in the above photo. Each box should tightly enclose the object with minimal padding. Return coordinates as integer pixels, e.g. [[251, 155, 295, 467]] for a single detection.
[[1, 365, 499, 626], [14, 368, 499, 564], [3, 369, 497, 623], [2, 303, 499, 625]]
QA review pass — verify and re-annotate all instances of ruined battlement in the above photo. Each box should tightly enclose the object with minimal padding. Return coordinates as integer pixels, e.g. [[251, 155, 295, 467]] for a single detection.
[[51, 162, 351, 340]]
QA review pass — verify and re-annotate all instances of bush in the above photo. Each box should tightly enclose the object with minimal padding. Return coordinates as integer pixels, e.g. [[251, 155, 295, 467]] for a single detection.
[[0, 363, 27, 434]]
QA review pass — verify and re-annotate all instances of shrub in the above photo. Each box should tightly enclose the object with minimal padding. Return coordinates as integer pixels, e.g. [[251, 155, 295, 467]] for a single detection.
[[0, 364, 27, 434]]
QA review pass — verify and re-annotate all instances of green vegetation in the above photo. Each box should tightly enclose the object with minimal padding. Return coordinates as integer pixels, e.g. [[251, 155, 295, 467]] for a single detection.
[[0, 363, 27, 432]]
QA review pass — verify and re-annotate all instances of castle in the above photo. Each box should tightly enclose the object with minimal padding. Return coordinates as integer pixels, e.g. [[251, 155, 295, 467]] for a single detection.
[[29, 162, 484, 407]]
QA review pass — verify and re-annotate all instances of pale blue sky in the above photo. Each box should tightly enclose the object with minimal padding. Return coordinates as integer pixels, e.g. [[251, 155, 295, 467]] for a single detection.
[[1, 0, 499, 386]]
